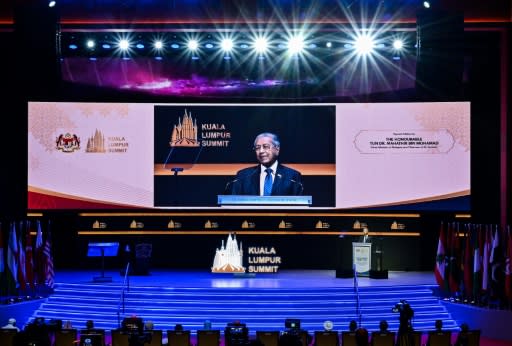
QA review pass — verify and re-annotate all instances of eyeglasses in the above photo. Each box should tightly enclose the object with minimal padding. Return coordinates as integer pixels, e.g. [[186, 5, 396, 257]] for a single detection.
[[253, 144, 275, 152]]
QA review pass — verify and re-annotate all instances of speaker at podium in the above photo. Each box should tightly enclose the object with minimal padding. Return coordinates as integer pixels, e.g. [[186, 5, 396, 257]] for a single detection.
[[335, 233, 388, 279]]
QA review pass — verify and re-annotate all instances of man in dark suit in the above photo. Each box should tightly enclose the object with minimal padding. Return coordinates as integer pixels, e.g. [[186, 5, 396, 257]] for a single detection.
[[359, 227, 372, 243], [229, 132, 303, 195]]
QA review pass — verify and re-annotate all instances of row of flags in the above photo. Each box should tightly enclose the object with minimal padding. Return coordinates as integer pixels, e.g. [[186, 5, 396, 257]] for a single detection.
[[0, 220, 55, 298], [435, 222, 512, 307]]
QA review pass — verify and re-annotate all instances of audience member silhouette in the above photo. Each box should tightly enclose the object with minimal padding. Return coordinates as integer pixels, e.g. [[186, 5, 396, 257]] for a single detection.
[[378, 321, 389, 333], [355, 328, 369, 346], [349, 320, 358, 332], [454, 323, 470, 346]]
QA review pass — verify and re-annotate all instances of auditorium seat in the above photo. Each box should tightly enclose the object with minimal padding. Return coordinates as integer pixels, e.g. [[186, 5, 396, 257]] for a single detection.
[[111, 329, 130, 346], [167, 330, 191, 346], [426, 331, 451, 346], [341, 331, 357, 346], [256, 331, 280, 346], [80, 329, 106, 346], [314, 330, 339, 346], [147, 330, 163, 346], [455, 329, 480, 346], [370, 331, 395, 346], [54, 328, 78, 346], [0, 329, 17, 346], [196, 329, 220, 346]]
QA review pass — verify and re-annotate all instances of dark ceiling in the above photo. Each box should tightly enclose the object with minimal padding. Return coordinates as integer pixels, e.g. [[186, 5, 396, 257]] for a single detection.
[[0, 0, 510, 26]]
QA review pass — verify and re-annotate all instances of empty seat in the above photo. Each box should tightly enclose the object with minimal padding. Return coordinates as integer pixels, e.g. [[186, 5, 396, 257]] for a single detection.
[[314, 331, 339, 346], [256, 331, 280, 346]]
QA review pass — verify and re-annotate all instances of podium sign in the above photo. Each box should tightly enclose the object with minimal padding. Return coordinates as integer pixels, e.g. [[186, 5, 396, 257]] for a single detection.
[[218, 195, 312, 206], [352, 242, 372, 276]]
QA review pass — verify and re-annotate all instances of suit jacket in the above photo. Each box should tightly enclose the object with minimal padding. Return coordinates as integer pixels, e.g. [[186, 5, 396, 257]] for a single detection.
[[230, 164, 303, 195]]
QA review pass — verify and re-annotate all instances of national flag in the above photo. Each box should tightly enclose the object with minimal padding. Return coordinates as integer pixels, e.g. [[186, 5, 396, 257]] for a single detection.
[[0, 222, 4, 274], [482, 225, 491, 292], [43, 224, 55, 289], [472, 225, 481, 299], [449, 222, 461, 294], [505, 226, 512, 302], [434, 222, 447, 288], [489, 225, 501, 282], [463, 224, 473, 298], [17, 221, 26, 291], [7, 222, 19, 289], [25, 221, 35, 291], [34, 220, 45, 285]]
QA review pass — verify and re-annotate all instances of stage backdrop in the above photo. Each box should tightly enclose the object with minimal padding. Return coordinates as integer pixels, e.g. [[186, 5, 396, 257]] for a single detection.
[[27, 102, 470, 211]]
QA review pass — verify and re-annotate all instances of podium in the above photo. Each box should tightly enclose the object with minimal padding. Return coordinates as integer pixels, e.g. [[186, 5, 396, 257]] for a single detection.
[[218, 195, 312, 206], [352, 242, 372, 277], [87, 242, 119, 282]]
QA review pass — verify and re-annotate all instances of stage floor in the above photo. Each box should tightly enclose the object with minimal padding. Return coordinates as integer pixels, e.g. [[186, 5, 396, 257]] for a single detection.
[[55, 269, 436, 288]]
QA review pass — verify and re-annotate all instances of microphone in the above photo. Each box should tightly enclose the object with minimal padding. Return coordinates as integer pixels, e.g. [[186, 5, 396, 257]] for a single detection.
[[290, 178, 304, 195], [224, 178, 239, 194], [276, 174, 304, 195]]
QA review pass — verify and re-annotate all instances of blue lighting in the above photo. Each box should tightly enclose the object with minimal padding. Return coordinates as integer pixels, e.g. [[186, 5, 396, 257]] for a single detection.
[[171, 43, 180, 49], [68, 44, 78, 50], [102, 44, 112, 49], [205, 43, 214, 49], [136, 43, 145, 49]]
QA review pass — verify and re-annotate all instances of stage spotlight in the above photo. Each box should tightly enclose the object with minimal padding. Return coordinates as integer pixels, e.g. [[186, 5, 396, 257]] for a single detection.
[[119, 39, 129, 51], [354, 34, 375, 56], [187, 39, 199, 51], [423, 1, 431, 8], [135, 43, 144, 50], [68, 44, 77, 50], [154, 40, 163, 50], [86, 40, 95, 49], [326, 42, 332, 48], [392, 39, 404, 50], [221, 38, 234, 52], [253, 37, 269, 54], [287, 35, 305, 55], [48, 1, 56, 8]]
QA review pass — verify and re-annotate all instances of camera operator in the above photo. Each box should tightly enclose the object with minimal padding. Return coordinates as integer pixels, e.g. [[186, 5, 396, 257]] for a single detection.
[[392, 300, 414, 346], [121, 316, 152, 346]]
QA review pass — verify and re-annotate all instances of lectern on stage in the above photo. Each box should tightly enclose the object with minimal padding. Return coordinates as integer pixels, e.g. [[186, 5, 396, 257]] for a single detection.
[[352, 242, 372, 277], [87, 242, 119, 282]]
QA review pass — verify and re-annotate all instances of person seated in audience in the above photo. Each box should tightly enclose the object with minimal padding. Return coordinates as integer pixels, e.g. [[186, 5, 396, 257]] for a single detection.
[[349, 320, 358, 332], [454, 323, 470, 346], [434, 320, 443, 332], [355, 328, 368, 346], [144, 320, 154, 331], [2, 318, 20, 332], [378, 321, 389, 333]]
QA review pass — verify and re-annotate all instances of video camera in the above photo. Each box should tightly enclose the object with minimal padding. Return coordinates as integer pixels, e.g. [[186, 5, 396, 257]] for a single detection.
[[121, 317, 152, 346], [224, 322, 249, 346]]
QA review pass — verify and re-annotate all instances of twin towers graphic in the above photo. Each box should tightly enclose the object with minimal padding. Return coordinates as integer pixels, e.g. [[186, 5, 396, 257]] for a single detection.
[[170, 109, 200, 147], [211, 233, 245, 273]]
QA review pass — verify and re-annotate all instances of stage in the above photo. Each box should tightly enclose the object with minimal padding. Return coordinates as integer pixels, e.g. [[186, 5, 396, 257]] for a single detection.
[[55, 269, 436, 288]]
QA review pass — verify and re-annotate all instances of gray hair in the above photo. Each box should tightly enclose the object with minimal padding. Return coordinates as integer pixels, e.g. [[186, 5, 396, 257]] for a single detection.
[[254, 132, 280, 148]]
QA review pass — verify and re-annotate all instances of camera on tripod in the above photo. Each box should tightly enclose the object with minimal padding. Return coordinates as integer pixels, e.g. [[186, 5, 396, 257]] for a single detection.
[[224, 321, 249, 346], [121, 317, 152, 346]]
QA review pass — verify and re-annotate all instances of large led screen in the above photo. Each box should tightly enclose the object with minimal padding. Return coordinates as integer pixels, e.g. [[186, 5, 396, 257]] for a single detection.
[[28, 102, 470, 210]]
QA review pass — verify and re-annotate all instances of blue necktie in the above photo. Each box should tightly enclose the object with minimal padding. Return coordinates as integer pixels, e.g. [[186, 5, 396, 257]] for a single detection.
[[263, 168, 273, 196]]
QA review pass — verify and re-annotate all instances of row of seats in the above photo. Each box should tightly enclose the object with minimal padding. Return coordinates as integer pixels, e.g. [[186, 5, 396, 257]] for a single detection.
[[0, 328, 481, 346]]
